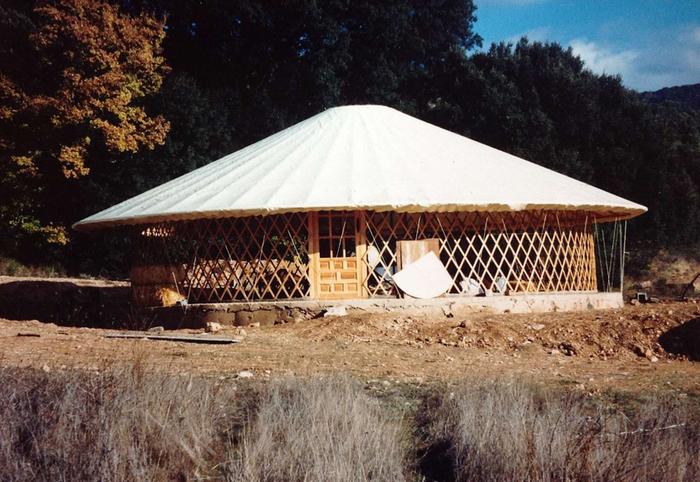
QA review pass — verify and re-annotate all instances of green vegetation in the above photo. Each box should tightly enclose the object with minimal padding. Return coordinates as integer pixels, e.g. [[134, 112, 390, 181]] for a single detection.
[[0, 365, 697, 481], [0, 0, 169, 263], [1, 1, 699, 275]]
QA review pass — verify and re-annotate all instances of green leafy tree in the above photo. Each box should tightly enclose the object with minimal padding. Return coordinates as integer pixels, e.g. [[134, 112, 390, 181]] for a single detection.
[[130, 0, 480, 142]]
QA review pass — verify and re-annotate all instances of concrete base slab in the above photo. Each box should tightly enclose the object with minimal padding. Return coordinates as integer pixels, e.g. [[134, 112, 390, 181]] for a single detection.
[[147, 292, 623, 328]]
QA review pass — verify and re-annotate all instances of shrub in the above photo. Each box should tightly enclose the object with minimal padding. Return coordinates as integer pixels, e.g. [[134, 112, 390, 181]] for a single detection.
[[0, 257, 66, 278]]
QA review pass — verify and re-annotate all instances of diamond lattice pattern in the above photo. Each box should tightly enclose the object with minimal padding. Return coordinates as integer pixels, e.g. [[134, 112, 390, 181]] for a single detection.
[[134, 214, 310, 302], [362, 210, 596, 297], [133, 210, 595, 302]]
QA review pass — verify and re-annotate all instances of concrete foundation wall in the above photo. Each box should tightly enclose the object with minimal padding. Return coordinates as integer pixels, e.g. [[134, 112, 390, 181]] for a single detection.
[[148, 292, 624, 328]]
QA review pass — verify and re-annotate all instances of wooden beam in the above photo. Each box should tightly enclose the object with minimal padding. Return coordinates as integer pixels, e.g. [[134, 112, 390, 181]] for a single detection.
[[356, 211, 369, 298], [104, 333, 240, 344], [307, 211, 320, 299]]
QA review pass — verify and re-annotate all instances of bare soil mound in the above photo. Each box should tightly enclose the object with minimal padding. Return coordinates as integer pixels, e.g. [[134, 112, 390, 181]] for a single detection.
[[288, 301, 700, 362], [1, 275, 699, 395]]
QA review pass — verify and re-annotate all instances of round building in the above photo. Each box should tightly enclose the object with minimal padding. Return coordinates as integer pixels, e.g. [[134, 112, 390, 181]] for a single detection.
[[75, 105, 645, 310]]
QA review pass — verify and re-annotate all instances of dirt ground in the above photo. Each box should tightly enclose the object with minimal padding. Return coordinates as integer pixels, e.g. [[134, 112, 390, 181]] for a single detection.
[[1, 283, 699, 397]]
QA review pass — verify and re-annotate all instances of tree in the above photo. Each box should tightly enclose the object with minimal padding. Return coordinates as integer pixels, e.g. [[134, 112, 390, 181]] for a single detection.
[[69, 72, 235, 275], [0, 0, 169, 259], [129, 0, 481, 144]]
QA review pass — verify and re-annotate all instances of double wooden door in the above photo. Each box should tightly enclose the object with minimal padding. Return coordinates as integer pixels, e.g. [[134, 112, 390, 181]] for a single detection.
[[309, 211, 366, 299]]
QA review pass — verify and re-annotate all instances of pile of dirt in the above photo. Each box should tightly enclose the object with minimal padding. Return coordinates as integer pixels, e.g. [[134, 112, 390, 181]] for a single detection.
[[1, 275, 699, 395], [2, 301, 700, 395], [288, 301, 700, 362]]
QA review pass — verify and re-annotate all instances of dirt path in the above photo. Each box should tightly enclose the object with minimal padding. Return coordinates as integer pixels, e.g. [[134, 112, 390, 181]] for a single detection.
[[1, 300, 699, 397]]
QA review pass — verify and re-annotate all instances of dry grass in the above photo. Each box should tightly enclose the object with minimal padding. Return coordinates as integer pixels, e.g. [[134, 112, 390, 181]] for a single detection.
[[0, 359, 239, 481], [426, 379, 700, 482], [224, 376, 408, 481], [0, 365, 407, 482], [0, 363, 698, 482]]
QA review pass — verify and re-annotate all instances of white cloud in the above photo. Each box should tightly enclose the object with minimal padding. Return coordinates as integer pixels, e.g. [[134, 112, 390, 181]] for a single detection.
[[693, 26, 700, 43], [570, 39, 638, 78], [570, 27, 700, 91], [481, 18, 700, 91], [682, 27, 700, 71]]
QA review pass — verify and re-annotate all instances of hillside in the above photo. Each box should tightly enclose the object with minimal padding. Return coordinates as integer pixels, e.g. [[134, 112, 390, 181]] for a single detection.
[[642, 83, 700, 110]]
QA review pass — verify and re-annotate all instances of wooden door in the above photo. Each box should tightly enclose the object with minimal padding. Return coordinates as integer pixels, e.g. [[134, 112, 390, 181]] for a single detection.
[[311, 211, 365, 299]]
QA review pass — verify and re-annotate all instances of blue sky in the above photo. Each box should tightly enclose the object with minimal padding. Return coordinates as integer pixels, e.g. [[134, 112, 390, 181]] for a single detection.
[[474, 0, 700, 91]]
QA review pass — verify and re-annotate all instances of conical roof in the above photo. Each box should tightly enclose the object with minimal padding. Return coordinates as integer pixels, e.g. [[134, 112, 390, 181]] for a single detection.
[[74, 105, 646, 230]]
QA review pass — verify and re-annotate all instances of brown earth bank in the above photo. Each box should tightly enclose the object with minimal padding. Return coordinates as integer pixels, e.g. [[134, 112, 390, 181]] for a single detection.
[[1, 283, 699, 398], [0, 275, 130, 327]]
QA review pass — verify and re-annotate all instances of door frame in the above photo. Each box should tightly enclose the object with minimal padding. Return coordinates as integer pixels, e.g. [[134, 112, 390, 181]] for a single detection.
[[308, 211, 368, 299]]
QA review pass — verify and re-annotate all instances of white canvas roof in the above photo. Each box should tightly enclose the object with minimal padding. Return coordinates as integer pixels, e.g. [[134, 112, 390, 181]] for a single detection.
[[74, 104, 646, 230]]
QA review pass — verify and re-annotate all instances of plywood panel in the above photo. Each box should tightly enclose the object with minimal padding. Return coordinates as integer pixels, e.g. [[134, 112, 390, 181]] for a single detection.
[[397, 238, 441, 270]]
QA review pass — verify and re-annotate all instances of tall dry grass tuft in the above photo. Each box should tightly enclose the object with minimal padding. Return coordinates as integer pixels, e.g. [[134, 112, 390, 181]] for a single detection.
[[0, 360, 240, 482], [428, 379, 700, 482], [224, 376, 408, 482]]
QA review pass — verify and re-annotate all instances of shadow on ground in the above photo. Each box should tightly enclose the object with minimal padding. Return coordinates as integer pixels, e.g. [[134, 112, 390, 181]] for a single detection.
[[0, 280, 131, 328], [659, 317, 700, 361]]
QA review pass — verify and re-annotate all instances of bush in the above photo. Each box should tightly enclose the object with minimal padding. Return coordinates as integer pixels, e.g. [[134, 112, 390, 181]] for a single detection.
[[0, 257, 66, 278], [427, 380, 700, 482]]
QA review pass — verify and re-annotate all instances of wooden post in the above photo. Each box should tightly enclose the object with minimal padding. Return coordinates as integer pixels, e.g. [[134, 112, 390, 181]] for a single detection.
[[356, 211, 369, 298], [619, 220, 627, 294], [307, 211, 320, 299], [589, 223, 597, 291]]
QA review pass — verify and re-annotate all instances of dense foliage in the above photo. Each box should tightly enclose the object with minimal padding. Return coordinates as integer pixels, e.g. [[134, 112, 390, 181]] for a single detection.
[[642, 83, 700, 111], [1, 0, 699, 275]]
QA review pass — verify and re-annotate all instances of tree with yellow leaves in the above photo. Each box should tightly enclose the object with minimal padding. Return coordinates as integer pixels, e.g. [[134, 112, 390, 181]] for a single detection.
[[0, 0, 169, 253]]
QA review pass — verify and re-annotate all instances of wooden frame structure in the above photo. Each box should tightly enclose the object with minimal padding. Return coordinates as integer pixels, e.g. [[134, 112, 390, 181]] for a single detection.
[[131, 209, 598, 305]]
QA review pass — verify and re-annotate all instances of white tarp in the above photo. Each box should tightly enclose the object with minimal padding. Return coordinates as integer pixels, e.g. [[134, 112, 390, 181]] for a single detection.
[[74, 105, 647, 230], [393, 251, 453, 299]]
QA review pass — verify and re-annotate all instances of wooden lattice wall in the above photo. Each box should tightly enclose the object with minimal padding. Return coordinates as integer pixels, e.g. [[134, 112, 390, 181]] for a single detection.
[[362, 210, 597, 297], [133, 214, 310, 303], [132, 209, 597, 304]]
